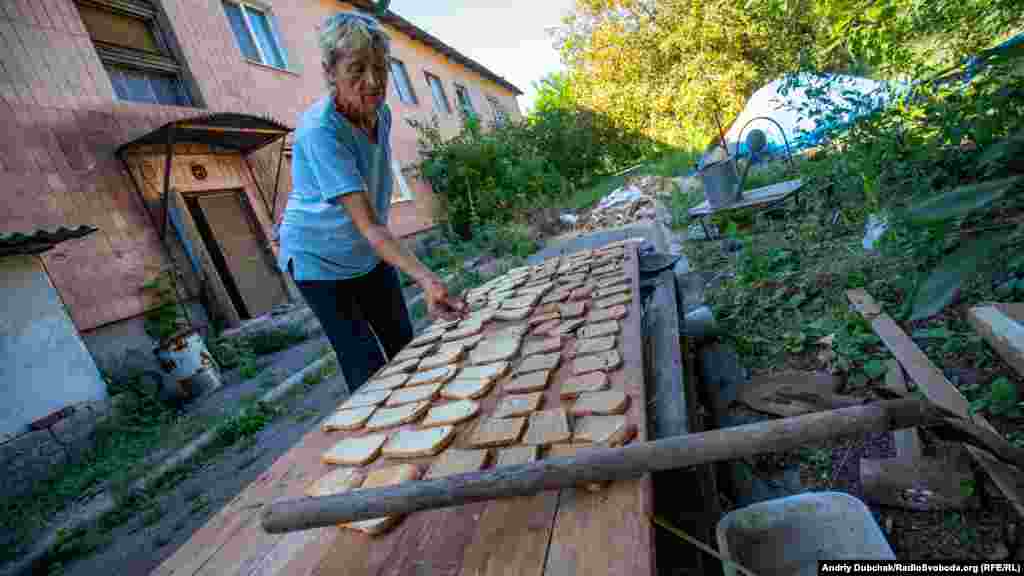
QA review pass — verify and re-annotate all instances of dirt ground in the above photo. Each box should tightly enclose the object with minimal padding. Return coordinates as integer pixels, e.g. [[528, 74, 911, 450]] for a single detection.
[[56, 339, 348, 576]]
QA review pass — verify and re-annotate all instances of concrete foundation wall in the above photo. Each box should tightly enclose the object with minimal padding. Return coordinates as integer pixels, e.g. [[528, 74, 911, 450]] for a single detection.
[[80, 300, 211, 383], [0, 256, 107, 442]]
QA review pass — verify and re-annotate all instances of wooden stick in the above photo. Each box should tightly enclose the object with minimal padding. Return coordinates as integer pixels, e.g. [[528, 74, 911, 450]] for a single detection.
[[652, 515, 762, 576], [261, 398, 943, 533]]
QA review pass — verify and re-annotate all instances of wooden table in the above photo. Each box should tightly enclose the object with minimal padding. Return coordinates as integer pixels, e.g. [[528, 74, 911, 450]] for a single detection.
[[688, 178, 805, 240], [154, 245, 655, 576]]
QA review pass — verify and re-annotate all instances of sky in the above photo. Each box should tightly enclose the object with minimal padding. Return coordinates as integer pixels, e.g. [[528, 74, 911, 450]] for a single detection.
[[388, 0, 576, 113]]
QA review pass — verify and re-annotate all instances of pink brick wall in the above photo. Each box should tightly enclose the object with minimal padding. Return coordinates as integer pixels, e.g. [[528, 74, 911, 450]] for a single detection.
[[0, 0, 521, 330]]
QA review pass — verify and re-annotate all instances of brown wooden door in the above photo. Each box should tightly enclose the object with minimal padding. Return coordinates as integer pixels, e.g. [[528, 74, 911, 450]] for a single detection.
[[195, 191, 287, 318]]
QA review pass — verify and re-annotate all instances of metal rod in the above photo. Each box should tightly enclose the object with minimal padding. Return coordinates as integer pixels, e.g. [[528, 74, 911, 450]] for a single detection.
[[736, 116, 796, 173], [261, 398, 944, 533], [161, 124, 176, 241], [243, 152, 274, 225], [270, 135, 287, 223]]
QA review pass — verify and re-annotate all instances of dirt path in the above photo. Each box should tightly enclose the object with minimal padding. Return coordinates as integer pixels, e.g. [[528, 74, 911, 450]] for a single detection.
[[57, 361, 350, 576]]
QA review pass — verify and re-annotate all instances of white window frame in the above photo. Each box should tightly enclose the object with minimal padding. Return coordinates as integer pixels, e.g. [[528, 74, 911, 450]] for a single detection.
[[424, 71, 452, 115], [391, 159, 415, 203], [487, 95, 509, 126], [225, 0, 289, 70]]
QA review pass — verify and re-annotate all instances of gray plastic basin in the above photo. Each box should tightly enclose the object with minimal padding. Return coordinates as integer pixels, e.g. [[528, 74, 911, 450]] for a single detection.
[[716, 491, 895, 576]]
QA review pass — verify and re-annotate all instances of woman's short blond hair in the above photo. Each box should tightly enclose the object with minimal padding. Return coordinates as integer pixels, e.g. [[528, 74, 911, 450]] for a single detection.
[[318, 12, 390, 95]]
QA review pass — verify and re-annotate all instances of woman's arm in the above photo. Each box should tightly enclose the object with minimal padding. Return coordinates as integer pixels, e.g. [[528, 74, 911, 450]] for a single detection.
[[336, 192, 466, 320]]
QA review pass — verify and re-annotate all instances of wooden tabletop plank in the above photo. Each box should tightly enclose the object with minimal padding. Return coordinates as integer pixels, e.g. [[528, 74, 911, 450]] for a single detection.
[[543, 248, 655, 576], [155, 246, 653, 576]]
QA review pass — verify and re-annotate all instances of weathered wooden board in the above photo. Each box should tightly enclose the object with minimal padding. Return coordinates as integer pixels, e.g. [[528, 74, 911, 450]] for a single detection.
[[154, 245, 653, 576]]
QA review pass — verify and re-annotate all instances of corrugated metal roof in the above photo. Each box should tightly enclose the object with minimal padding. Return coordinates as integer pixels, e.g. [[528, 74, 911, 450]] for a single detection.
[[346, 1, 524, 97], [116, 112, 292, 155], [0, 226, 99, 257]]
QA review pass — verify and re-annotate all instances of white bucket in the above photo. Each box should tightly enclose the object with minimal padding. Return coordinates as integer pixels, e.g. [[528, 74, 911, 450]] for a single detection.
[[154, 329, 222, 400]]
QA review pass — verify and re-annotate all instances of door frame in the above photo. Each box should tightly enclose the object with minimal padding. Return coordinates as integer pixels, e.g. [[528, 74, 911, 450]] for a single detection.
[[182, 187, 288, 322]]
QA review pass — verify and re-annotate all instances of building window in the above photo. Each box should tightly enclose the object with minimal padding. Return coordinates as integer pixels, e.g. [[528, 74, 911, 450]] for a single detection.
[[487, 95, 509, 126], [222, 1, 288, 69], [76, 0, 193, 106], [424, 72, 451, 115], [391, 159, 414, 203], [454, 83, 476, 119], [388, 58, 417, 105]]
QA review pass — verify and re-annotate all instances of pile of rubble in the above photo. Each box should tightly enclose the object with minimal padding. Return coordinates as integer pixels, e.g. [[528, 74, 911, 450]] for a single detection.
[[573, 175, 676, 232]]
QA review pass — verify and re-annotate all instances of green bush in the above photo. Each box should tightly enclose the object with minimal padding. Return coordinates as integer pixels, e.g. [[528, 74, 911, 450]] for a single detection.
[[411, 102, 652, 237]]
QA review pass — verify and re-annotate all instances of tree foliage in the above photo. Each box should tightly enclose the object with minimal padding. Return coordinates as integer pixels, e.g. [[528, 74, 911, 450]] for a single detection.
[[555, 0, 1024, 150]]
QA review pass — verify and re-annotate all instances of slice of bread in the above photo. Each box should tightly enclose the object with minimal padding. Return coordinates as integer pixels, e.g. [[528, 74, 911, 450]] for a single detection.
[[595, 293, 632, 310], [407, 365, 457, 387], [594, 284, 632, 299], [442, 323, 484, 342], [377, 357, 421, 378], [322, 405, 377, 432], [558, 301, 586, 319], [514, 353, 561, 376], [503, 370, 552, 394], [523, 409, 572, 446], [322, 433, 388, 466], [491, 392, 544, 419], [425, 448, 490, 479], [344, 464, 421, 536], [440, 378, 497, 400], [305, 467, 366, 498], [361, 372, 411, 392], [468, 336, 521, 365], [569, 285, 594, 301], [522, 336, 562, 356], [467, 417, 527, 448], [408, 330, 445, 349], [501, 293, 541, 310], [571, 350, 623, 375], [392, 343, 437, 363], [585, 304, 628, 324], [541, 289, 571, 305], [570, 336, 616, 358], [578, 320, 619, 340], [382, 426, 456, 459], [420, 400, 481, 428], [530, 319, 561, 337], [528, 312, 561, 327], [455, 362, 510, 384], [554, 318, 585, 336], [418, 348, 464, 371], [572, 415, 629, 444], [494, 307, 531, 321], [559, 371, 610, 399], [339, 389, 391, 411], [363, 401, 430, 432], [595, 275, 629, 289], [385, 383, 443, 407], [569, 390, 629, 416], [496, 445, 539, 467]]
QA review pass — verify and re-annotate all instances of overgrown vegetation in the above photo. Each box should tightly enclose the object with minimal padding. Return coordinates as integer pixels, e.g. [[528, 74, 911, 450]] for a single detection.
[[411, 84, 655, 237], [207, 323, 309, 378]]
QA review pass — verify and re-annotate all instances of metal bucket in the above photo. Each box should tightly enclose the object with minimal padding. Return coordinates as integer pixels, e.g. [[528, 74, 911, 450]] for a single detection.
[[700, 157, 742, 209], [154, 328, 222, 400]]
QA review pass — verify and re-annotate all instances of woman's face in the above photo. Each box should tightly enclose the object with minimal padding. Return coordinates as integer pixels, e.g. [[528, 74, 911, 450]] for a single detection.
[[332, 47, 388, 123]]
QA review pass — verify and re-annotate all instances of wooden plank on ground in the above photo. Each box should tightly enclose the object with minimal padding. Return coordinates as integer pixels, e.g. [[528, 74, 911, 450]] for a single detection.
[[967, 303, 1024, 379], [846, 289, 1024, 518]]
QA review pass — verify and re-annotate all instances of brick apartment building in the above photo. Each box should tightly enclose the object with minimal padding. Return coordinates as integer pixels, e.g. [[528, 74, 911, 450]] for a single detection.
[[0, 0, 522, 389]]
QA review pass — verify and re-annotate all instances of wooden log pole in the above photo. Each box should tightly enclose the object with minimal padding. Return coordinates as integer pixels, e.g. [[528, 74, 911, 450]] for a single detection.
[[262, 398, 947, 534]]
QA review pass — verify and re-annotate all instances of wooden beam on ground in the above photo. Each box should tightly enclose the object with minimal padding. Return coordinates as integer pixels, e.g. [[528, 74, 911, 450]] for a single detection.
[[261, 398, 946, 532], [967, 303, 1024, 379], [846, 289, 1024, 518]]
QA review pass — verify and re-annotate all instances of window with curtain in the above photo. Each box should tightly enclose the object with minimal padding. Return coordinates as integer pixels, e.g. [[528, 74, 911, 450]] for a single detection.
[[388, 58, 418, 105], [222, 1, 288, 69], [454, 84, 476, 118], [75, 0, 194, 106], [487, 95, 509, 127], [424, 72, 451, 115]]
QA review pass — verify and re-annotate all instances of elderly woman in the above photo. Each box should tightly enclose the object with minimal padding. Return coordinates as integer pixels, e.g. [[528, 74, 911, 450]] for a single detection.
[[278, 11, 466, 393]]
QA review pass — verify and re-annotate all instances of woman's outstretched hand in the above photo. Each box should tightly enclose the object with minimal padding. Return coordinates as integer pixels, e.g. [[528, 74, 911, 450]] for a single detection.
[[420, 273, 467, 321]]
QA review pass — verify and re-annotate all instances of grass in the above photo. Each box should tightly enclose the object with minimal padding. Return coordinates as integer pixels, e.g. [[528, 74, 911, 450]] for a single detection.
[[208, 323, 310, 374]]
